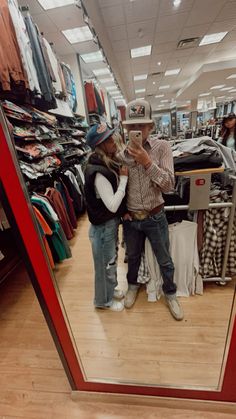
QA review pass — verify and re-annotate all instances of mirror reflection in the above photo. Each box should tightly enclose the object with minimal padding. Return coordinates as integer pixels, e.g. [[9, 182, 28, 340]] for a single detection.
[[1, 0, 236, 391]]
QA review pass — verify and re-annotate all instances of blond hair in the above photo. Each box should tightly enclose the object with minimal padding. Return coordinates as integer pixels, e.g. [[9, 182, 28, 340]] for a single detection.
[[94, 144, 120, 184]]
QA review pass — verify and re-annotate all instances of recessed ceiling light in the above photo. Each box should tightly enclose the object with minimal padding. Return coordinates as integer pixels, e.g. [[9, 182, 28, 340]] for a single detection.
[[62, 26, 93, 44], [199, 92, 211, 96], [136, 97, 145, 100], [131, 45, 152, 58], [37, 0, 74, 10], [135, 88, 146, 93], [93, 68, 111, 76], [161, 100, 169, 103], [157, 62, 161, 66], [155, 94, 164, 98], [229, 89, 236, 92], [217, 96, 225, 99], [173, 0, 181, 7], [81, 51, 103, 63], [164, 68, 181, 76], [153, 81, 156, 85], [199, 31, 228, 46], [210, 85, 225, 90], [221, 86, 234, 91], [99, 77, 114, 83], [134, 74, 148, 81], [159, 85, 170, 90], [227, 74, 236, 79]]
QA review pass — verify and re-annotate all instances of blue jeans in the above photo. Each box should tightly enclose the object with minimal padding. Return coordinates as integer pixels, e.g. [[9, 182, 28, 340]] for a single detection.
[[89, 217, 120, 307], [123, 210, 176, 296]]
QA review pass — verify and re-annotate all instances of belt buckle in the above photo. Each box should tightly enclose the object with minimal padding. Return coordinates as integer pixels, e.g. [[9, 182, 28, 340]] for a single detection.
[[133, 210, 149, 220]]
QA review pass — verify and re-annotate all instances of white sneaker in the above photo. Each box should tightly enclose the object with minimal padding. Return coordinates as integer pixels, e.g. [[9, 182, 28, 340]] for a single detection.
[[165, 295, 184, 321], [124, 285, 139, 309], [108, 299, 124, 312], [113, 289, 125, 300]]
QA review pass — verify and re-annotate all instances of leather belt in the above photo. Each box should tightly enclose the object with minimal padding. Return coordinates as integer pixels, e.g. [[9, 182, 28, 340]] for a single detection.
[[129, 204, 164, 221]]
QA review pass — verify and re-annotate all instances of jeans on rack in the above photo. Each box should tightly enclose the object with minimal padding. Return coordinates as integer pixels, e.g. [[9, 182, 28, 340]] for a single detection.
[[123, 210, 176, 296], [89, 217, 120, 307]]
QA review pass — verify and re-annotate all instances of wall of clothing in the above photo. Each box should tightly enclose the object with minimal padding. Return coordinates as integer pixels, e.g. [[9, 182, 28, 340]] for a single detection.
[[0, 0, 77, 112], [84, 81, 106, 125]]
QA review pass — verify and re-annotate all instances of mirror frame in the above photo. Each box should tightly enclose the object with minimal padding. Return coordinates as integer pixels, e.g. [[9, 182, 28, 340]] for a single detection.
[[1, 113, 236, 402]]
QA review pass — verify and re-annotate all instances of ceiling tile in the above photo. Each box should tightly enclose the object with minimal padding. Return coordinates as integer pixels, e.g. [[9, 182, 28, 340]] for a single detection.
[[124, 0, 160, 24], [186, 0, 226, 26], [98, 0, 123, 7], [156, 12, 189, 32], [112, 39, 130, 52], [101, 5, 125, 27], [72, 41, 99, 54], [180, 23, 211, 40], [46, 32, 74, 56], [153, 42, 176, 55], [18, 0, 44, 15], [46, 5, 85, 30], [215, 1, 236, 20], [31, 13, 57, 34], [222, 29, 236, 42], [126, 19, 156, 39], [108, 25, 127, 41], [159, 0, 194, 16], [209, 18, 236, 33], [154, 29, 182, 44], [128, 35, 154, 50]]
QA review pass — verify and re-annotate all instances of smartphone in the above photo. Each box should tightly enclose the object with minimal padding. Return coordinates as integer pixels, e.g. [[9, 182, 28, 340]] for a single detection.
[[129, 130, 142, 147]]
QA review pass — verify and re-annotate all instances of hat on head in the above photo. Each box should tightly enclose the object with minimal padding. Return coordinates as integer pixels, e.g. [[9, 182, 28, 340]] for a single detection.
[[223, 112, 236, 124], [86, 123, 115, 149], [123, 99, 153, 125]]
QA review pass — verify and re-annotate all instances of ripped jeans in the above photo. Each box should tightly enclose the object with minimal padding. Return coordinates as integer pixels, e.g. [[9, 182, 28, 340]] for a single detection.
[[89, 217, 120, 307]]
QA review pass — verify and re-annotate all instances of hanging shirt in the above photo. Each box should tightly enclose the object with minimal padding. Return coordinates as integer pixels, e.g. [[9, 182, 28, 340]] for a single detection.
[[43, 38, 62, 95]]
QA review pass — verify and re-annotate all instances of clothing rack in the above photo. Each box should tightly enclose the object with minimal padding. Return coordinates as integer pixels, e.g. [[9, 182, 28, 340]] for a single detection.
[[164, 168, 236, 283]]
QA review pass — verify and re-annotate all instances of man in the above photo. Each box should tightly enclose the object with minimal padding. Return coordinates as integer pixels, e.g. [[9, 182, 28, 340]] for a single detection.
[[120, 99, 184, 321]]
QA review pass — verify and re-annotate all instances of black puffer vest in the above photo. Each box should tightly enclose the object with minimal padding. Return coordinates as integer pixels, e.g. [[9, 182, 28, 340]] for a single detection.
[[84, 153, 126, 225]]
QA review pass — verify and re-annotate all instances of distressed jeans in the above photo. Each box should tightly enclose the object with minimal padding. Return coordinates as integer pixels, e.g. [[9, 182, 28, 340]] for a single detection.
[[89, 217, 120, 307], [123, 210, 176, 296]]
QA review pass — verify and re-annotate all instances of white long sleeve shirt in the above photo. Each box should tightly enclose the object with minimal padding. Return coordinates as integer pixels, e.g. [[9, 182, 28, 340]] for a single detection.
[[95, 173, 127, 213]]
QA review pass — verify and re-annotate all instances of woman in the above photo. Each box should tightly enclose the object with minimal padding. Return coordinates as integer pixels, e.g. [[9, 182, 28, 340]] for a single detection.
[[85, 123, 128, 311], [218, 113, 236, 150]]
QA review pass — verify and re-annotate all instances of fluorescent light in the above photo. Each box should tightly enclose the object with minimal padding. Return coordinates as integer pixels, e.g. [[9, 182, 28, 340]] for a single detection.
[[81, 51, 103, 63], [159, 85, 170, 90], [136, 97, 145, 100], [217, 96, 225, 99], [157, 62, 161, 66], [227, 74, 236, 79], [134, 74, 148, 81], [173, 0, 181, 7], [210, 85, 225, 90], [229, 89, 236, 92], [165, 68, 181, 76], [155, 94, 164, 98], [110, 90, 120, 95], [113, 96, 123, 99], [220, 86, 234, 91], [135, 88, 146, 93], [131, 45, 152, 58], [105, 85, 117, 90], [93, 68, 111, 76], [62, 26, 93, 44], [199, 92, 211, 97], [199, 31, 228, 46], [161, 100, 169, 103], [37, 0, 74, 10], [99, 77, 114, 83]]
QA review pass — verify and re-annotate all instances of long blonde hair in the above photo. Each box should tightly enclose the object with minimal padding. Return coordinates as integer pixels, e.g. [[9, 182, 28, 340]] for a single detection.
[[94, 144, 120, 184]]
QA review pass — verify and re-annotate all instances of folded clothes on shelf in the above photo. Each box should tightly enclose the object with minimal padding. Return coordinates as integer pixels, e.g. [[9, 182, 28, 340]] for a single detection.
[[15, 141, 63, 159], [19, 155, 61, 178], [2, 100, 32, 122]]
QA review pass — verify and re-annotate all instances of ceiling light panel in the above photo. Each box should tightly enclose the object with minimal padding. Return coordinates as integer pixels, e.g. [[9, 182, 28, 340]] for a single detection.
[[199, 92, 211, 96], [210, 85, 225, 89], [161, 100, 169, 103], [131, 45, 152, 58], [227, 74, 236, 79], [159, 85, 170, 90], [229, 89, 236, 92], [99, 77, 114, 83], [81, 51, 103, 63], [155, 94, 164, 98], [93, 68, 111, 76], [199, 31, 228, 46], [221, 86, 234, 91], [135, 88, 146, 93], [164, 68, 181, 76], [106, 85, 117, 90], [134, 74, 148, 81], [37, 0, 74, 10], [62, 26, 93, 44]]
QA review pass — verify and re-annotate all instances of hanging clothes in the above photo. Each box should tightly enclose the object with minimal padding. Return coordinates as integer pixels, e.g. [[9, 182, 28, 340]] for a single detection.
[[45, 187, 74, 240], [43, 38, 62, 96], [8, 0, 41, 95], [94, 86, 105, 115], [84, 81, 98, 114], [55, 181, 77, 229], [61, 62, 77, 112], [33, 205, 55, 269], [24, 13, 56, 108]]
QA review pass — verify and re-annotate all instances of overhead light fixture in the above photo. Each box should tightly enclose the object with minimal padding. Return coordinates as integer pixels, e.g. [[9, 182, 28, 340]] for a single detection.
[[155, 94, 164, 98], [165, 68, 181, 76], [37, 0, 74, 10], [220, 86, 234, 91], [159, 85, 170, 90], [227, 74, 236, 79], [210, 85, 225, 90], [105, 85, 117, 90], [199, 92, 211, 96], [217, 96, 225, 99], [93, 68, 111, 76], [157, 62, 161, 66], [229, 89, 236, 92], [153, 82, 156, 85], [110, 90, 121, 95], [199, 31, 228, 46], [81, 50, 103, 63], [131, 45, 152, 58], [173, 0, 181, 7], [135, 88, 146, 93], [161, 99, 169, 103], [99, 77, 114, 83], [134, 74, 148, 81], [136, 97, 145, 100], [62, 26, 93, 44], [113, 96, 123, 99]]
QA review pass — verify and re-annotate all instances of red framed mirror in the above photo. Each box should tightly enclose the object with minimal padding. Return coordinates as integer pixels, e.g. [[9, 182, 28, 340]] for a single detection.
[[1, 107, 236, 402]]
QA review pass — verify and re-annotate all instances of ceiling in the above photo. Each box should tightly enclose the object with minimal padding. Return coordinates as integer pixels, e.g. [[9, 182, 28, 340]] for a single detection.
[[18, 0, 236, 111]]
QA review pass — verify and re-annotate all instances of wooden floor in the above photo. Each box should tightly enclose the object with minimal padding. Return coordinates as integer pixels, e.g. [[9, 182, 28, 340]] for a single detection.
[[1, 264, 236, 417], [55, 214, 236, 389]]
